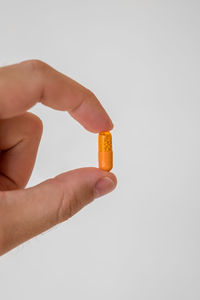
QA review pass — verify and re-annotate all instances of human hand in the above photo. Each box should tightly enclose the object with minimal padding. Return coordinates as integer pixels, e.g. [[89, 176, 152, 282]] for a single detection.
[[0, 60, 117, 255]]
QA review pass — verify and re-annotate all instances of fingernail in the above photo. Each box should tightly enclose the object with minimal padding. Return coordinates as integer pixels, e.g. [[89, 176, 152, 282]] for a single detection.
[[94, 177, 115, 198]]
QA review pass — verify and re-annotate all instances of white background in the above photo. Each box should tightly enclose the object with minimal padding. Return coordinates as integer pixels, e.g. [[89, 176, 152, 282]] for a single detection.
[[0, 0, 200, 299]]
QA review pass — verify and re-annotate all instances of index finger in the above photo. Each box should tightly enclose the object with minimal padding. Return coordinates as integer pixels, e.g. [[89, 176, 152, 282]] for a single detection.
[[0, 60, 113, 132]]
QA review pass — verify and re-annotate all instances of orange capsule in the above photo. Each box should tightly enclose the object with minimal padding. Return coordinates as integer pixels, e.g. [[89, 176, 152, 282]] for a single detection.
[[98, 131, 113, 172]]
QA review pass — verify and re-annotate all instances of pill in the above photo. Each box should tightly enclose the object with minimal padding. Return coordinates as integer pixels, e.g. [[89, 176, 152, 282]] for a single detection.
[[98, 131, 113, 172]]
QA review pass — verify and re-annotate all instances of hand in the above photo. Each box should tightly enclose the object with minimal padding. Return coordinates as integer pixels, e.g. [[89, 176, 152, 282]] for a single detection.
[[0, 60, 117, 255]]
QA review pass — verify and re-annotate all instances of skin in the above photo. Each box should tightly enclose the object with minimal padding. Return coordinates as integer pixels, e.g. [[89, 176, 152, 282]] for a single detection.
[[0, 60, 117, 256]]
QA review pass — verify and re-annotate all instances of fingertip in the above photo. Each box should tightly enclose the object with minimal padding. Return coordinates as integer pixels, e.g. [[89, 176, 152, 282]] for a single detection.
[[69, 91, 114, 133], [94, 171, 117, 198], [108, 120, 114, 131], [107, 172, 117, 187], [79, 116, 114, 133], [100, 112, 114, 132]]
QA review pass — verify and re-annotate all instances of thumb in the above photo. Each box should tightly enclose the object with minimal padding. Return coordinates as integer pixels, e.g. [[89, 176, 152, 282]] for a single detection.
[[0, 168, 117, 255]]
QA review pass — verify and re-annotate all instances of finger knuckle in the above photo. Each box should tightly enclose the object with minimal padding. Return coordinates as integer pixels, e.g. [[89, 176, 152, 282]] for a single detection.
[[23, 112, 43, 137], [85, 89, 97, 101], [56, 186, 93, 224], [53, 176, 82, 223], [57, 186, 77, 222], [70, 89, 96, 114], [20, 59, 47, 74]]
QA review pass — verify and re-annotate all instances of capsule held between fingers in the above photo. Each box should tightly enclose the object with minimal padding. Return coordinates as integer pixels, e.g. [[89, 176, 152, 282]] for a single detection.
[[98, 131, 113, 172]]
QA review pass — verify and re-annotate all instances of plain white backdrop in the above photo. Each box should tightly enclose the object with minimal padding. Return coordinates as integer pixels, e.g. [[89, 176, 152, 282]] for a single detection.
[[0, 0, 200, 299]]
